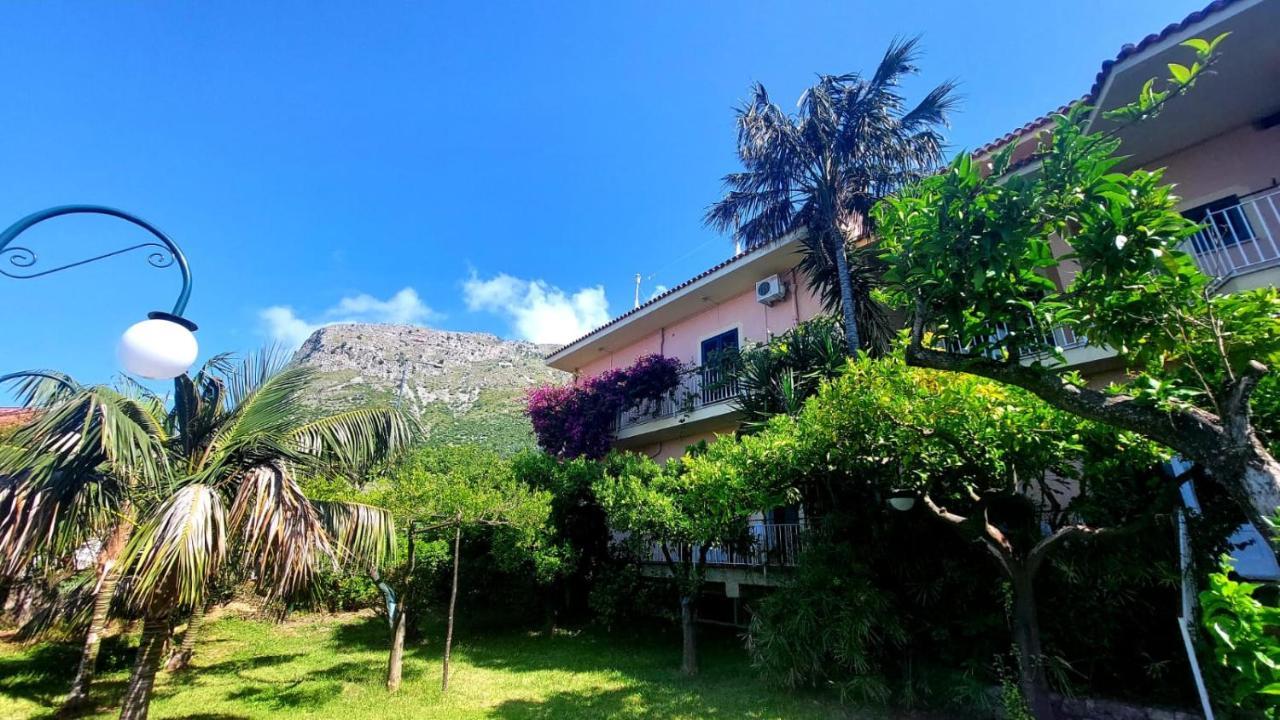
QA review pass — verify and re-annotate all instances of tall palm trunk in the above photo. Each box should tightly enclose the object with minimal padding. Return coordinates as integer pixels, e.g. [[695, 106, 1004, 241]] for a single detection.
[[165, 601, 208, 673], [441, 521, 462, 693], [830, 231, 861, 354], [62, 511, 134, 713], [118, 607, 171, 720]]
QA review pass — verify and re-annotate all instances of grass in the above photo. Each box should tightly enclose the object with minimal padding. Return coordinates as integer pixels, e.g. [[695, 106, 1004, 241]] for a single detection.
[[0, 608, 872, 719]]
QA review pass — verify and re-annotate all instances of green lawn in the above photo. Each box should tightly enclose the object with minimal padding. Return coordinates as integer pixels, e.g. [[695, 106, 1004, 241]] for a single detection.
[[0, 609, 874, 719]]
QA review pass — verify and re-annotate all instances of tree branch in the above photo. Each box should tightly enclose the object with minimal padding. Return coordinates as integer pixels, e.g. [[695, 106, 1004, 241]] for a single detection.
[[922, 494, 1013, 574], [904, 344, 1225, 461], [1026, 523, 1110, 575], [1225, 360, 1269, 429]]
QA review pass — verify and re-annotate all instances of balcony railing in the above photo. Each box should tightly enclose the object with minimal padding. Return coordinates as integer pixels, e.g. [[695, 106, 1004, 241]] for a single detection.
[[942, 320, 1087, 361], [1182, 188, 1280, 286], [618, 365, 740, 432], [642, 522, 803, 569]]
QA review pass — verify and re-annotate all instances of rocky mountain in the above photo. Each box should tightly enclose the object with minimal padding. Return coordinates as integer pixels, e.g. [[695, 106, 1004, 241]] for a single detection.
[[291, 324, 567, 454]]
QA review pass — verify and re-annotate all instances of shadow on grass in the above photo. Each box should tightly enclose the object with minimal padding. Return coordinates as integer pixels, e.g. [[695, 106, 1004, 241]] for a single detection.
[[0, 634, 138, 716], [489, 683, 862, 720], [492, 686, 689, 720]]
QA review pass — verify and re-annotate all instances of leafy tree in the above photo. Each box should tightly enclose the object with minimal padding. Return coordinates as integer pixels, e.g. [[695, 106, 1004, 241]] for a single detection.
[[594, 449, 792, 676], [875, 37, 1280, 535], [0, 353, 412, 719], [369, 445, 553, 693], [511, 451, 612, 631], [709, 356, 1169, 718], [705, 37, 956, 354]]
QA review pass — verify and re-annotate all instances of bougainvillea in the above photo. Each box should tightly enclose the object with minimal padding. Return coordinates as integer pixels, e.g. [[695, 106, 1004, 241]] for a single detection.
[[526, 354, 683, 459]]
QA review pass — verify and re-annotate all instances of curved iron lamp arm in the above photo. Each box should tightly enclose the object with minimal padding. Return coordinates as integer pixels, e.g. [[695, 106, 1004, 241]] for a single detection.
[[0, 205, 192, 317]]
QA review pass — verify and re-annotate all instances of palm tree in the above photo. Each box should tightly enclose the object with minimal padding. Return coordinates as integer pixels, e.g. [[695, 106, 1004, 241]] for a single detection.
[[0, 352, 413, 720], [706, 37, 956, 355]]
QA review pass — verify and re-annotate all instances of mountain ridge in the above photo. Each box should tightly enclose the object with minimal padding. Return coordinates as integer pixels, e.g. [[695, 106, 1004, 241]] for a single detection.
[[291, 323, 567, 454]]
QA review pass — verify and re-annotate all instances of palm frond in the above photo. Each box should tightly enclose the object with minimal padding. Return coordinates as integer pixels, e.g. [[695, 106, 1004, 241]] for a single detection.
[[313, 500, 396, 570], [290, 407, 417, 477], [221, 347, 293, 411], [0, 468, 123, 577], [2, 370, 80, 408], [120, 483, 226, 609], [196, 365, 316, 480], [228, 463, 335, 602], [1, 386, 169, 486]]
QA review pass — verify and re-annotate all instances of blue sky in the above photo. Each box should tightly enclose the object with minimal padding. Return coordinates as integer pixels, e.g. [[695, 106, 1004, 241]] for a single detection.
[[0, 0, 1209, 396]]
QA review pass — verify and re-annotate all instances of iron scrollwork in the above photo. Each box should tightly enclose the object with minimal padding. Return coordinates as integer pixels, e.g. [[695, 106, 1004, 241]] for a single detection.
[[0, 205, 193, 316]]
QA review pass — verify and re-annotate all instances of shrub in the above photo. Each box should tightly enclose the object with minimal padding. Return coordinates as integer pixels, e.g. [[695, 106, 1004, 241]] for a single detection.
[[526, 354, 683, 459], [747, 537, 904, 705], [1200, 555, 1280, 718]]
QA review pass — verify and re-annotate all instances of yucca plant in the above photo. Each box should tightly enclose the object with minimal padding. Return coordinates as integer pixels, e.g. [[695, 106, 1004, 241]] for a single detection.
[[705, 37, 954, 355], [0, 351, 414, 720]]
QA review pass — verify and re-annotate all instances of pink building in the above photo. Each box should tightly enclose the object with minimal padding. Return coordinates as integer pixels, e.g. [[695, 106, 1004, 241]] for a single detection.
[[546, 230, 826, 462], [549, 0, 1280, 455], [542, 0, 1280, 605], [973, 0, 1280, 380]]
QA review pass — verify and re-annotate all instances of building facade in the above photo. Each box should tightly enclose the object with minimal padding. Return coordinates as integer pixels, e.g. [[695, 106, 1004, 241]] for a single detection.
[[546, 230, 826, 462], [542, 0, 1280, 594]]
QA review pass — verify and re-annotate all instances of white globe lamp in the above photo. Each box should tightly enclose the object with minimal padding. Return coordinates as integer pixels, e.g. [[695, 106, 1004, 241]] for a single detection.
[[117, 312, 199, 380], [887, 490, 917, 512]]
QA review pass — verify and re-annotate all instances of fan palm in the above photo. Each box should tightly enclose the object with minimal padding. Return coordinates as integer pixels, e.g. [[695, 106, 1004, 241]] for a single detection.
[[0, 351, 413, 720], [706, 37, 956, 355]]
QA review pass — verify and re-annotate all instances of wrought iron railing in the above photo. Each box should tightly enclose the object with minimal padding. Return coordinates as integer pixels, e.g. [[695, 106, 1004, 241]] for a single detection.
[[617, 365, 740, 431], [941, 319, 1087, 361], [642, 522, 803, 568], [1182, 188, 1280, 287]]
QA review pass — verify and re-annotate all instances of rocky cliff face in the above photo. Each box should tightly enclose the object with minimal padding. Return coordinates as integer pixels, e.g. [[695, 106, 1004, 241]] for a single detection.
[[291, 324, 567, 453]]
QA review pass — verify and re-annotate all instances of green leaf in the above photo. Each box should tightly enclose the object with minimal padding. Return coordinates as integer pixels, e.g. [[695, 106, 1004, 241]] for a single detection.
[[1168, 63, 1191, 85], [1180, 38, 1210, 55]]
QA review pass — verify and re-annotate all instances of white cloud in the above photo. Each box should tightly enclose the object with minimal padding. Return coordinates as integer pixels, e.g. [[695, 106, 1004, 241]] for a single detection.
[[647, 285, 669, 301], [259, 287, 440, 347], [463, 272, 610, 344]]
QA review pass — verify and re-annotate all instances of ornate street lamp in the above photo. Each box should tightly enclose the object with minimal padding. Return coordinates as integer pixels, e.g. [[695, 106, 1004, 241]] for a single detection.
[[0, 205, 198, 380]]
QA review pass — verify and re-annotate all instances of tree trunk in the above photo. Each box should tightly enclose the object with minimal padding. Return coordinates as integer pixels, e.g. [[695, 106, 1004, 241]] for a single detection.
[[831, 233, 862, 354], [164, 601, 208, 673], [542, 584, 557, 638], [1009, 566, 1056, 720], [441, 522, 462, 693], [62, 514, 134, 713], [1216, 438, 1280, 534], [386, 606, 406, 692], [118, 608, 171, 720], [679, 594, 698, 676]]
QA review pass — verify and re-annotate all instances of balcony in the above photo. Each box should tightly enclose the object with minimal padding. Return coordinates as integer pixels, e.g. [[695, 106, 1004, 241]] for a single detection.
[[617, 365, 740, 435], [640, 522, 803, 569], [943, 321, 1087, 361], [1182, 188, 1280, 289]]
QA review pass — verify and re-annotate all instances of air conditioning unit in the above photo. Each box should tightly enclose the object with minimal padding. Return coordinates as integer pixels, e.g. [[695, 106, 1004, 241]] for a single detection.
[[756, 274, 786, 305]]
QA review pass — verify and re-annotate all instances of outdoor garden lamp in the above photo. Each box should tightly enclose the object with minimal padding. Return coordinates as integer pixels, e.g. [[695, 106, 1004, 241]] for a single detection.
[[886, 489, 917, 512], [0, 205, 199, 380]]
